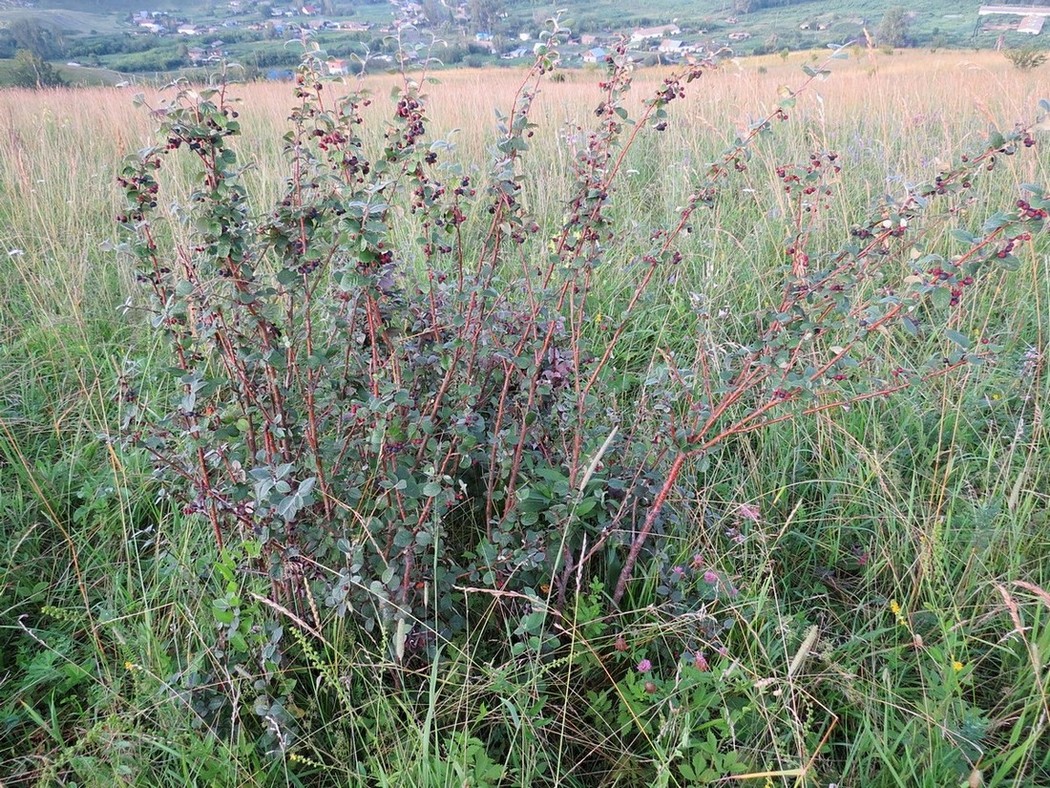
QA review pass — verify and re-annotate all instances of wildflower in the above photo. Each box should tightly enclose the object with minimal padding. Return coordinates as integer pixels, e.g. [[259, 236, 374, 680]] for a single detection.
[[889, 599, 906, 626], [636, 658, 652, 673], [690, 553, 704, 570], [694, 651, 710, 671], [671, 565, 685, 580], [952, 659, 964, 672], [644, 681, 657, 694], [124, 661, 139, 672], [288, 752, 323, 768], [739, 503, 760, 522], [614, 634, 628, 652], [703, 570, 719, 584]]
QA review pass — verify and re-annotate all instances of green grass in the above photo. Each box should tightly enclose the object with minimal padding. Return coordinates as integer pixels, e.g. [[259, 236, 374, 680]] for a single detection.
[[0, 58, 128, 86], [0, 8, 127, 35], [1, 51, 1049, 785]]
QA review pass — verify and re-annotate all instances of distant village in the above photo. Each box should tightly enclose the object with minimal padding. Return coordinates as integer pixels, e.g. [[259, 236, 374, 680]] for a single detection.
[[122, 0, 792, 75], [113, 0, 1047, 76]]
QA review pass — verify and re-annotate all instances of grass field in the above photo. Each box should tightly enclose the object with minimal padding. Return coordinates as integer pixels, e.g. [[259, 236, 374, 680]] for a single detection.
[[1, 48, 1049, 786]]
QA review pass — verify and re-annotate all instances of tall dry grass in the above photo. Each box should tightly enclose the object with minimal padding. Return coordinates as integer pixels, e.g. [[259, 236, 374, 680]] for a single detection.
[[1, 50, 1045, 336]]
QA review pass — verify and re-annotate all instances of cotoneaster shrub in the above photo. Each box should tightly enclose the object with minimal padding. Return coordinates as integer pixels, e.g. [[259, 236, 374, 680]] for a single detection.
[[116, 30, 1049, 764]]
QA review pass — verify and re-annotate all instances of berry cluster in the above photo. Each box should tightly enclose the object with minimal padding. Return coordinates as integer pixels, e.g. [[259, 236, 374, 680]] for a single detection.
[[115, 163, 160, 224], [1017, 199, 1048, 222]]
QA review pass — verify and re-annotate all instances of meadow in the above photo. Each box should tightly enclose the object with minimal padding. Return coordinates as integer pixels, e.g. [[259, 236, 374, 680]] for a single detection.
[[1, 47, 1049, 786]]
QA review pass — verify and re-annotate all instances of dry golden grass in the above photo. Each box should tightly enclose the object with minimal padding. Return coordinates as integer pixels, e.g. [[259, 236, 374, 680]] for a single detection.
[[0, 50, 1046, 336], [2, 49, 1045, 175]]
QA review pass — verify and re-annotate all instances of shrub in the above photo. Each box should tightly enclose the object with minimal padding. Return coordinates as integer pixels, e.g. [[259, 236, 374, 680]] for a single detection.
[[9, 49, 66, 89], [1004, 47, 1048, 72], [116, 35, 1048, 761], [877, 6, 911, 48]]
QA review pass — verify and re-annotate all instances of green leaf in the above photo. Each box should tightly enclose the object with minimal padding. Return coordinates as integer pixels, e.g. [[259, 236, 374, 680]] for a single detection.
[[944, 329, 970, 349], [949, 228, 977, 245], [276, 267, 300, 285], [276, 494, 301, 521], [982, 211, 1012, 234]]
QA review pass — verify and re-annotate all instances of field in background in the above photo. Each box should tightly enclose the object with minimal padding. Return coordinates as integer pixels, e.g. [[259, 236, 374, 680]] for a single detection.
[[1, 50, 1049, 785], [3, 50, 1045, 351]]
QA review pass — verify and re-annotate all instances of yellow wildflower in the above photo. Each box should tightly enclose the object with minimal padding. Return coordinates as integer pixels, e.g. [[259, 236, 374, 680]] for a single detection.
[[888, 599, 908, 626]]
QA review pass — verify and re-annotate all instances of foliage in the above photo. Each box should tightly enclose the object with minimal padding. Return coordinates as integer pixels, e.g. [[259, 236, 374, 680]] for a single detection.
[[107, 29, 1050, 782], [877, 6, 911, 48], [7, 18, 66, 60], [9, 49, 67, 89], [1004, 47, 1048, 73], [468, 0, 505, 33], [106, 46, 190, 73], [734, 0, 817, 12]]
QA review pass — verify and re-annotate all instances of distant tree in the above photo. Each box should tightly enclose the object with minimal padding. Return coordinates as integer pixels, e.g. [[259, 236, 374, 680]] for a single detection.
[[423, 0, 451, 28], [0, 29, 15, 59], [9, 18, 66, 60], [11, 49, 67, 89], [877, 6, 911, 48], [468, 0, 503, 33]]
